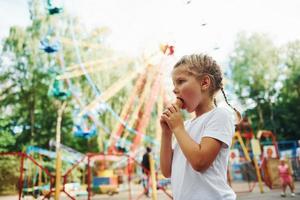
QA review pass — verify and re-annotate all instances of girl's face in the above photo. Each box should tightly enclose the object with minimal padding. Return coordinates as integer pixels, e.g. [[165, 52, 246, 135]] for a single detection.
[[172, 65, 210, 112]]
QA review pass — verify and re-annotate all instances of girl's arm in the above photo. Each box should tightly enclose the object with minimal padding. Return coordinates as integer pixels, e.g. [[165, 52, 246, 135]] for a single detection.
[[160, 131, 173, 178], [173, 127, 222, 172], [161, 103, 222, 173], [160, 114, 174, 178]]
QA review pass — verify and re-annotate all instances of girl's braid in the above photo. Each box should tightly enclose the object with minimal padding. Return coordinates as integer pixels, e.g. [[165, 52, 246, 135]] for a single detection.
[[221, 87, 241, 123]]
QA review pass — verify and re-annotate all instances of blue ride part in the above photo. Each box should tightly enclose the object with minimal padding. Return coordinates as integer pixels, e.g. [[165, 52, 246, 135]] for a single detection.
[[47, 0, 63, 15], [48, 7, 63, 15], [115, 138, 130, 153], [40, 39, 60, 53], [74, 124, 97, 139], [48, 79, 71, 100], [26, 146, 81, 164]]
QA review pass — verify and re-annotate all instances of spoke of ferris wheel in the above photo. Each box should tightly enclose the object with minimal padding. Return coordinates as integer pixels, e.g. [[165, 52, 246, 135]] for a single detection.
[[66, 56, 121, 71], [56, 59, 125, 80], [57, 44, 110, 138], [107, 71, 147, 149], [120, 73, 155, 142], [64, 56, 124, 74], [60, 37, 105, 50], [79, 70, 139, 117], [121, 67, 157, 142], [107, 54, 162, 149], [131, 74, 162, 153]]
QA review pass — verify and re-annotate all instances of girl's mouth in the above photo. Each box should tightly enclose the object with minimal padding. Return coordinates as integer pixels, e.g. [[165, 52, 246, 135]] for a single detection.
[[176, 97, 185, 108], [176, 97, 184, 104]]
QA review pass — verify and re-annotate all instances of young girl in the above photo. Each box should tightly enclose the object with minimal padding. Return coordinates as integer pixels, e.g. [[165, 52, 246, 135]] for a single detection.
[[278, 158, 295, 197], [160, 54, 240, 200]]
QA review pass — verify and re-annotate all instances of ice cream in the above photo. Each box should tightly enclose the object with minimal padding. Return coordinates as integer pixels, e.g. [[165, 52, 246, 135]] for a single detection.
[[175, 97, 183, 109]]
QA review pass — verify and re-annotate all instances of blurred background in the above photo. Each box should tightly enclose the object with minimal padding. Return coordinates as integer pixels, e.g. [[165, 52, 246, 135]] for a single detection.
[[0, 0, 300, 199]]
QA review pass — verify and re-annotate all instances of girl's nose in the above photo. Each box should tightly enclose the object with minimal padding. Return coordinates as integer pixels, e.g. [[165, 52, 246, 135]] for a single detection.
[[173, 88, 179, 94]]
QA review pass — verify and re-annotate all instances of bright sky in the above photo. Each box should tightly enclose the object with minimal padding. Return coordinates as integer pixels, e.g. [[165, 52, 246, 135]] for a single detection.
[[64, 0, 300, 63], [1, 0, 300, 63], [1, 0, 300, 111]]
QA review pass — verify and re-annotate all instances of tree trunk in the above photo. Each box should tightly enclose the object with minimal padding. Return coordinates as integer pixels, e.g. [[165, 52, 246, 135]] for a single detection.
[[257, 103, 264, 129], [30, 86, 35, 145]]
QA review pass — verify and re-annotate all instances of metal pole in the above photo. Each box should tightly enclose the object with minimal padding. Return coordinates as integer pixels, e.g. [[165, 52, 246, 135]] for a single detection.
[[253, 156, 264, 193], [236, 131, 251, 161], [38, 154, 42, 187], [54, 134, 62, 199], [128, 157, 132, 200], [55, 101, 67, 200], [149, 154, 157, 200], [87, 156, 91, 200], [18, 153, 25, 200]]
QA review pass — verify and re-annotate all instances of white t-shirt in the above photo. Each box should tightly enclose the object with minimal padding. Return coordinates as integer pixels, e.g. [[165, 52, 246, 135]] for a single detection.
[[296, 147, 300, 157], [171, 107, 236, 200]]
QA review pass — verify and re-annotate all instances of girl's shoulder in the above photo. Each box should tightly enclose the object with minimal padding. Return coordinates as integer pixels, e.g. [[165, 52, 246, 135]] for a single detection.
[[214, 107, 232, 115], [185, 107, 233, 126], [210, 107, 234, 120]]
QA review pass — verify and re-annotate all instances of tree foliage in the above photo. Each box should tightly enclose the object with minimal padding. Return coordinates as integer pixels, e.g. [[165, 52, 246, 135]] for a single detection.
[[229, 33, 300, 139], [274, 41, 300, 139], [0, 0, 137, 154]]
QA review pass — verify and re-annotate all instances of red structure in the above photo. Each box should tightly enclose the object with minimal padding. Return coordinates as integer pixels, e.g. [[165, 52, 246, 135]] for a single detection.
[[85, 152, 172, 200], [235, 117, 254, 151], [0, 152, 84, 200], [0, 152, 173, 200], [257, 130, 279, 159], [257, 130, 280, 189]]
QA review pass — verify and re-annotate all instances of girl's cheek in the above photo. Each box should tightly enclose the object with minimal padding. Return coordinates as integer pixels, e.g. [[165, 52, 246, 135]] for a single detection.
[[182, 88, 199, 108], [181, 86, 191, 97], [182, 88, 197, 101]]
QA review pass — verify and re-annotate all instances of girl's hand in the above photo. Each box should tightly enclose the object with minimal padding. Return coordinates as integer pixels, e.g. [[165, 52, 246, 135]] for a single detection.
[[161, 103, 184, 132], [160, 117, 172, 136]]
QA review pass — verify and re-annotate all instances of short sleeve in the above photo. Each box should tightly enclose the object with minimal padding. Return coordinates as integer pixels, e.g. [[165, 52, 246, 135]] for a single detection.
[[202, 108, 235, 148], [297, 148, 300, 157]]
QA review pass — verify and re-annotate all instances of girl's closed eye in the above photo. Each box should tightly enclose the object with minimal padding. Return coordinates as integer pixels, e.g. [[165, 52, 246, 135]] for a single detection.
[[177, 79, 185, 84]]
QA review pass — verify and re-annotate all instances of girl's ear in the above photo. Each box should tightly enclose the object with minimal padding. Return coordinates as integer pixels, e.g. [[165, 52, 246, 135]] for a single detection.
[[200, 75, 211, 91]]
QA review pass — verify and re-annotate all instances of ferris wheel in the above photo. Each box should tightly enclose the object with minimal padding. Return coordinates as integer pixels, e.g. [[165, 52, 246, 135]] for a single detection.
[[35, 0, 177, 156], [57, 40, 174, 155]]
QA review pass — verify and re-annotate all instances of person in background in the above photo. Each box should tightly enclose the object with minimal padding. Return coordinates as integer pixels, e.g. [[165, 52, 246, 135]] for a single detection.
[[278, 157, 295, 197], [141, 146, 152, 196]]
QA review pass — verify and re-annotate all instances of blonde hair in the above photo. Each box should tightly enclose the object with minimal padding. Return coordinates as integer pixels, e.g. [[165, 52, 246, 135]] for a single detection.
[[174, 54, 241, 122]]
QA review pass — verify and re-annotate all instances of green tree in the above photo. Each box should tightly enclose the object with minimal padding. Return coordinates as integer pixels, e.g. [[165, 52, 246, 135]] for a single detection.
[[0, 1, 73, 151], [229, 32, 281, 132], [274, 40, 300, 139], [0, 0, 137, 154], [0, 156, 19, 194]]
